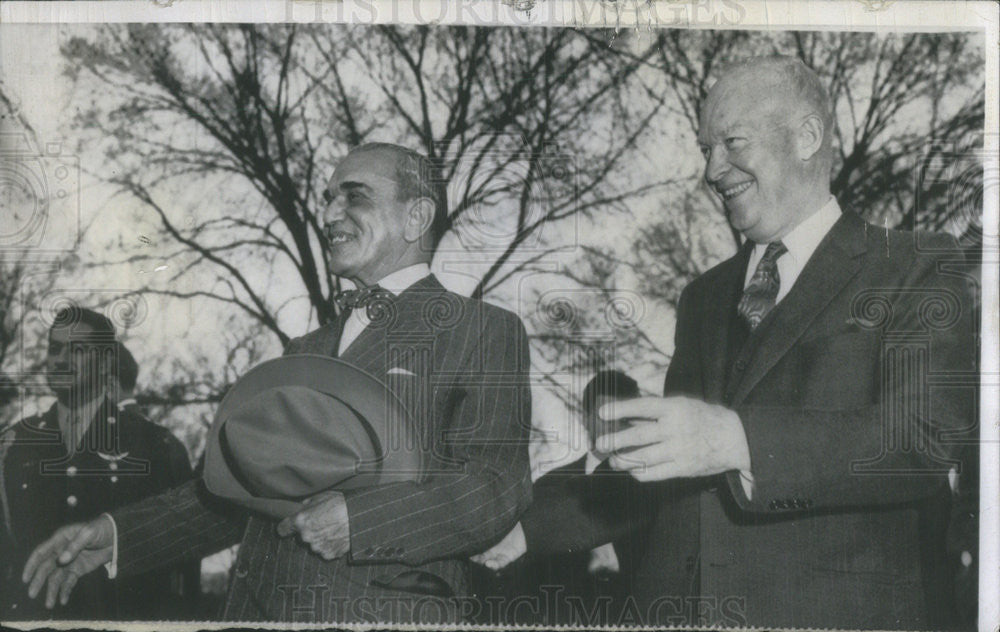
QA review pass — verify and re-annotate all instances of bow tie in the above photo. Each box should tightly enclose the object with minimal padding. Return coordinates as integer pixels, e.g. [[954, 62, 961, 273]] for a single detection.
[[334, 285, 393, 312]]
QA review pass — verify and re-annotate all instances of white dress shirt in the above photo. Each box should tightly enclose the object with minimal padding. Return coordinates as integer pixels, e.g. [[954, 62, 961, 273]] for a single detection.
[[743, 197, 842, 304], [737, 197, 842, 499], [337, 263, 431, 356]]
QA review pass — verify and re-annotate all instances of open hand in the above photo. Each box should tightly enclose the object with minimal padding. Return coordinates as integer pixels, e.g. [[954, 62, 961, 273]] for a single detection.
[[23, 515, 114, 609], [594, 396, 750, 481]]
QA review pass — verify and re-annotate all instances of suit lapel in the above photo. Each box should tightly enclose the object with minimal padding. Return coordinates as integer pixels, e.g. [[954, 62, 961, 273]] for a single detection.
[[338, 276, 446, 457], [702, 246, 752, 403], [730, 213, 868, 405], [311, 316, 348, 358], [338, 275, 443, 376]]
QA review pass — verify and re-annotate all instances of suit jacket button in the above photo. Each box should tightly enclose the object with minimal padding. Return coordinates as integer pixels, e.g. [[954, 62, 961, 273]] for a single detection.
[[66, 466, 77, 477], [107, 416, 116, 425], [66, 495, 78, 507]]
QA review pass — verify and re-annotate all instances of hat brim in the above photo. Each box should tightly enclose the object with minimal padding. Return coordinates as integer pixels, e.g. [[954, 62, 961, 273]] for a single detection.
[[203, 354, 420, 519]]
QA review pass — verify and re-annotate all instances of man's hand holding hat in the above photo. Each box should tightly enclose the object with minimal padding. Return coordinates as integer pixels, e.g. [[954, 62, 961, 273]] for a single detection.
[[276, 490, 350, 561], [202, 355, 422, 520]]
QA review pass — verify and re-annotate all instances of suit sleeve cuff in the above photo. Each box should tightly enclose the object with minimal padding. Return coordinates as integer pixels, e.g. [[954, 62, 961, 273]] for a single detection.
[[101, 513, 118, 579]]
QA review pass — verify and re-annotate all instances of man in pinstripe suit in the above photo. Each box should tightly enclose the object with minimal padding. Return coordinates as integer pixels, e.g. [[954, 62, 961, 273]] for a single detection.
[[22, 143, 534, 624]]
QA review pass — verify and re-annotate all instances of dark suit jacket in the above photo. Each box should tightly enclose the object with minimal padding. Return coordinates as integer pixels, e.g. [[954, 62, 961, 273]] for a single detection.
[[525, 212, 976, 629], [528, 457, 653, 576], [519, 455, 655, 626], [1, 397, 195, 620], [106, 275, 533, 624]]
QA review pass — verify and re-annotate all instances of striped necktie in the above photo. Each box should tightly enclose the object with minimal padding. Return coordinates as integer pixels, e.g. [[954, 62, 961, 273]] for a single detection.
[[737, 241, 787, 330]]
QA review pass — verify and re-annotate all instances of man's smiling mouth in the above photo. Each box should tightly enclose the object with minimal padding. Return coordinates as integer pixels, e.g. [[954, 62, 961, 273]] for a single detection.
[[718, 181, 753, 201], [324, 227, 355, 244]]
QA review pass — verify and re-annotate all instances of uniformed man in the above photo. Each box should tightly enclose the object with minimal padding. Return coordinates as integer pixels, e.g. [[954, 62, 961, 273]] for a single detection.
[[0, 306, 193, 620]]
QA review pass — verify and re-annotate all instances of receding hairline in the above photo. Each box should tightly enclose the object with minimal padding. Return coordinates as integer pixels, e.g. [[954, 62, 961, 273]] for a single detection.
[[347, 143, 433, 200], [705, 56, 833, 136], [347, 142, 418, 168]]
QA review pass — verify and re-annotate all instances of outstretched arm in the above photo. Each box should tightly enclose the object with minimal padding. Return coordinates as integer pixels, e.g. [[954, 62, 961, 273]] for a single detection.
[[22, 515, 114, 610]]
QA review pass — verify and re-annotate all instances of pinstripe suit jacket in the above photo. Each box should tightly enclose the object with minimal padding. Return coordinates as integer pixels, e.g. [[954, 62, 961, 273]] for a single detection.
[[110, 275, 533, 623]]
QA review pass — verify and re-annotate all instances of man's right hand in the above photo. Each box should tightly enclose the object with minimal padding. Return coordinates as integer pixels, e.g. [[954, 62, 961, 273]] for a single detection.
[[470, 521, 526, 571], [22, 515, 114, 609]]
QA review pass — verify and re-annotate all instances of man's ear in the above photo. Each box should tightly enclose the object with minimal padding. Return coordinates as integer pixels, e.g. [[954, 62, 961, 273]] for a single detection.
[[797, 112, 824, 161], [403, 197, 435, 243]]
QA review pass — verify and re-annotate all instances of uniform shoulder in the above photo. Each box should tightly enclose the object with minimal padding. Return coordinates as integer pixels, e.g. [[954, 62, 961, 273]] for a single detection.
[[117, 406, 181, 443], [6, 405, 55, 436]]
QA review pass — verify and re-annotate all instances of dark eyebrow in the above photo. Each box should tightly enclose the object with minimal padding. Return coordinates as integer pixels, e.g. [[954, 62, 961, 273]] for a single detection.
[[340, 181, 372, 195], [322, 181, 373, 204]]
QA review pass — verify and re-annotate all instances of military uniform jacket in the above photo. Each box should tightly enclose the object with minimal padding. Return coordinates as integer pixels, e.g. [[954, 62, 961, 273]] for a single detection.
[[1, 397, 194, 620]]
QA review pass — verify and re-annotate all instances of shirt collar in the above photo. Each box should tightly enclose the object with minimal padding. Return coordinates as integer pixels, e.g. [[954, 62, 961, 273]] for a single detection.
[[56, 393, 105, 449], [766, 196, 841, 268], [365, 263, 431, 296]]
